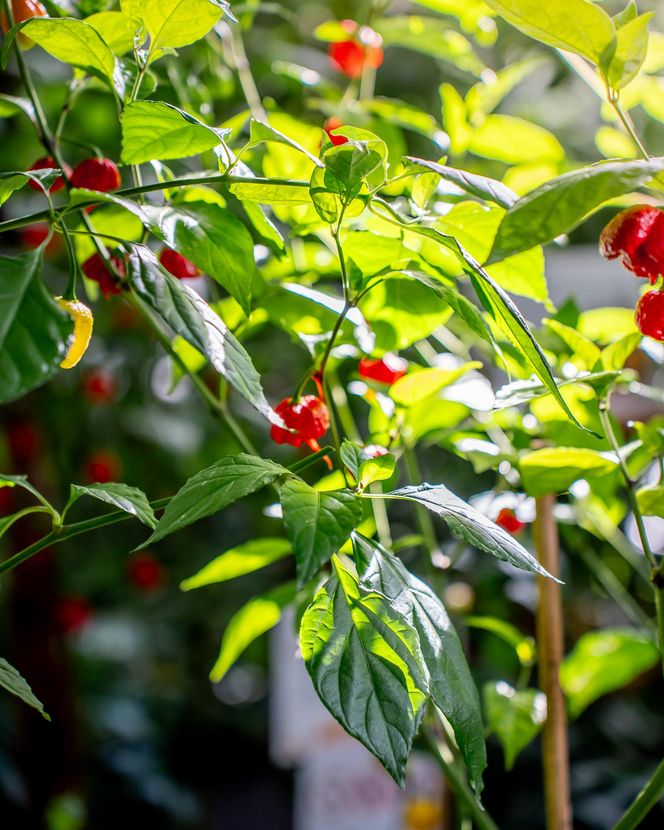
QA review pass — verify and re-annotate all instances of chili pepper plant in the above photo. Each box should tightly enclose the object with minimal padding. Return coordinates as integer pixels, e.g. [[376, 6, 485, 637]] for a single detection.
[[0, 1, 663, 828]]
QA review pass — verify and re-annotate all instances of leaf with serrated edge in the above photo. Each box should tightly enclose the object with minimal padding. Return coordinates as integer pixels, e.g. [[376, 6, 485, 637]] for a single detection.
[[300, 555, 429, 786], [68, 483, 157, 528], [142, 454, 288, 546], [281, 478, 362, 586], [356, 533, 486, 793], [386, 484, 559, 581]]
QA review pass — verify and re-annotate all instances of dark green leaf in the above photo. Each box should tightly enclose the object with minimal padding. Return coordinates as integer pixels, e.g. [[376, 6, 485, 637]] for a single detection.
[[0, 249, 73, 404], [300, 555, 429, 786], [357, 534, 486, 793], [127, 247, 281, 425], [405, 157, 517, 209], [281, 479, 363, 587], [386, 484, 558, 580], [0, 658, 49, 719], [491, 158, 664, 259], [67, 483, 157, 528], [142, 454, 288, 545], [142, 202, 257, 314]]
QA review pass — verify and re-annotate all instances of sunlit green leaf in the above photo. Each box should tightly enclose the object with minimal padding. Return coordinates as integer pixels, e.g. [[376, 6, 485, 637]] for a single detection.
[[520, 447, 618, 498], [181, 538, 292, 590], [484, 682, 545, 769]]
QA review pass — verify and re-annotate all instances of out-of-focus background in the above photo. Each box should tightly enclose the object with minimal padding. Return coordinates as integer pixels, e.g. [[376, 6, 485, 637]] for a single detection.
[[1, 1, 664, 828]]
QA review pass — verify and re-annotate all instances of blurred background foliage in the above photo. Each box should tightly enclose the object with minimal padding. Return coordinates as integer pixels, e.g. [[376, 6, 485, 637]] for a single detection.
[[1, 0, 664, 828]]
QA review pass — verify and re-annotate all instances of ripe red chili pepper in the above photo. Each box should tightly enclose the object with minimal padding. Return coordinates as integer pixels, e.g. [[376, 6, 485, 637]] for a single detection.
[[324, 117, 349, 147], [83, 369, 117, 405], [82, 252, 125, 298], [85, 450, 121, 483], [328, 21, 383, 79], [495, 508, 526, 534], [129, 552, 165, 592], [358, 355, 408, 386], [27, 156, 70, 192], [270, 395, 330, 450], [635, 289, 664, 342], [159, 247, 202, 279], [19, 222, 62, 255], [70, 157, 121, 192], [600, 206, 664, 283], [57, 596, 93, 633]]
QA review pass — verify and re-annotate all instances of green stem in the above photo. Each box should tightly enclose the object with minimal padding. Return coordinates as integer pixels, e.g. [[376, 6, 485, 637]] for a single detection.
[[609, 92, 649, 161], [423, 726, 499, 830], [612, 758, 664, 830], [0, 498, 172, 578], [0, 174, 310, 235]]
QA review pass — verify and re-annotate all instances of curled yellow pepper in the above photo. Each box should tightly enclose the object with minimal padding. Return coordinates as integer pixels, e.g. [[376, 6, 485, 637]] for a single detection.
[[56, 297, 94, 369]]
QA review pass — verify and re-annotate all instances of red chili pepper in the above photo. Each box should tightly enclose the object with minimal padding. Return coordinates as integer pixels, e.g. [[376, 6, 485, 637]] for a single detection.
[[495, 508, 526, 535], [600, 206, 662, 283], [328, 22, 383, 79], [635, 289, 664, 342], [358, 355, 408, 386], [19, 222, 62, 255], [27, 156, 70, 192], [85, 450, 121, 483], [70, 157, 121, 192], [270, 395, 330, 450], [1, 0, 48, 47], [324, 117, 349, 147], [129, 552, 166, 592], [83, 369, 117, 405], [57, 596, 93, 633], [82, 252, 125, 298], [159, 247, 202, 279]]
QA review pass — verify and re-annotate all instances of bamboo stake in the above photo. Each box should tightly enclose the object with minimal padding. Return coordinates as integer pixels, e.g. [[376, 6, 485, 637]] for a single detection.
[[534, 494, 573, 830]]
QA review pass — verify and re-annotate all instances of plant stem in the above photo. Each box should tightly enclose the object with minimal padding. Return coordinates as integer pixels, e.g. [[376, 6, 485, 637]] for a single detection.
[[403, 445, 441, 562], [0, 498, 172, 578], [608, 92, 649, 161], [612, 758, 664, 830], [534, 493, 573, 830], [423, 726, 499, 830], [599, 398, 664, 677], [0, 174, 310, 235]]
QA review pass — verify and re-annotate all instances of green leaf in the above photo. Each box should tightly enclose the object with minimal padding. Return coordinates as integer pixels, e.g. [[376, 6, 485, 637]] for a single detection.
[[560, 628, 659, 718], [357, 534, 487, 793], [142, 454, 288, 545], [520, 447, 618, 498], [494, 371, 623, 409], [491, 158, 664, 259], [21, 18, 119, 90], [181, 538, 292, 590], [142, 203, 256, 315], [300, 555, 429, 786], [0, 170, 59, 206], [483, 0, 616, 63], [390, 364, 482, 407], [469, 115, 564, 164], [406, 157, 517, 209], [66, 483, 157, 528], [0, 658, 49, 720], [544, 319, 601, 370], [636, 486, 664, 518], [0, 249, 73, 404], [599, 332, 641, 371], [121, 101, 228, 163], [601, 12, 653, 90], [228, 178, 311, 205], [359, 455, 396, 490], [85, 10, 135, 55], [484, 682, 545, 769], [209, 582, 295, 683], [323, 127, 388, 197], [246, 119, 324, 169], [281, 479, 363, 587], [127, 247, 279, 424], [386, 484, 557, 580], [375, 16, 484, 76], [136, 0, 224, 55]]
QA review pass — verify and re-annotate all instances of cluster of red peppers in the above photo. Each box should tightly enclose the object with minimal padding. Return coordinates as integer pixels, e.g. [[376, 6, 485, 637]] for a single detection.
[[600, 205, 664, 342]]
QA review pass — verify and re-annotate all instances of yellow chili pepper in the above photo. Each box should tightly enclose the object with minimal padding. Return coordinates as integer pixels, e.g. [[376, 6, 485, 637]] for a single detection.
[[56, 297, 94, 369]]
